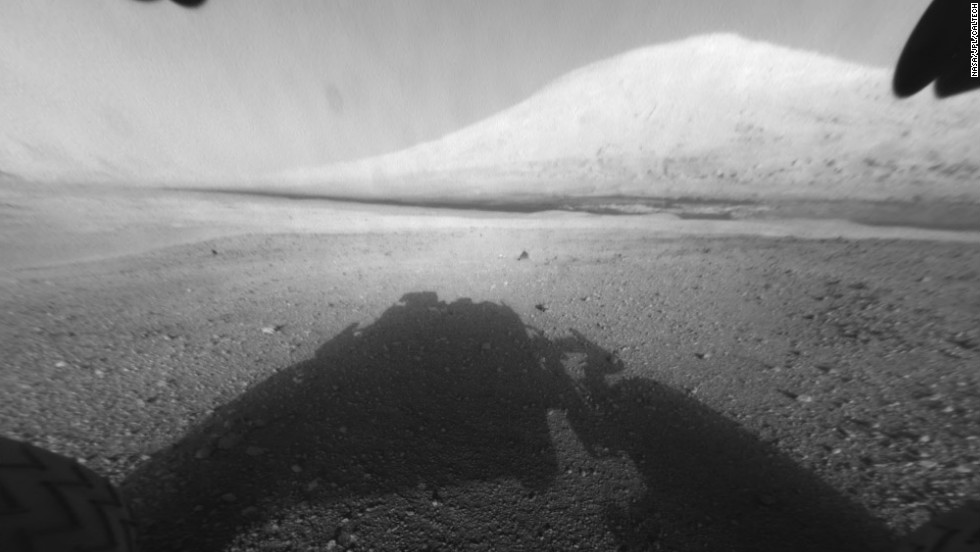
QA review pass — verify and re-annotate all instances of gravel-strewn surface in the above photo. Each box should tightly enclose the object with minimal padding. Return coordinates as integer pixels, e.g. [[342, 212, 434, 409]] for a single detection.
[[1, 227, 978, 551]]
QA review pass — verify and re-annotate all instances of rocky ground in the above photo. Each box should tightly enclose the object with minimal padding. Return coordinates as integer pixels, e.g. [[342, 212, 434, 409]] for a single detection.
[[1, 218, 978, 551]]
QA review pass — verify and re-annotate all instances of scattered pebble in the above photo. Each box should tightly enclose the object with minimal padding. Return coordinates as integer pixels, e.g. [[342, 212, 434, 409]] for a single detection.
[[263, 522, 281, 534]]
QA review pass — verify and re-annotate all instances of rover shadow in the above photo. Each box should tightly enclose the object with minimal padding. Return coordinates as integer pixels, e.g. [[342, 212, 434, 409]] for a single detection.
[[123, 291, 893, 551], [125, 292, 570, 550], [557, 329, 895, 551]]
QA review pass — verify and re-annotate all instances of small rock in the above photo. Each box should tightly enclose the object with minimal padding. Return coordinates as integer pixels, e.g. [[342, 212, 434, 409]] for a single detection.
[[263, 522, 281, 534], [481, 342, 491, 351], [245, 446, 265, 457], [134, 398, 146, 408], [796, 394, 814, 403], [221, 493, 237, 503], [695, 352, 711, 360], [918, 460, 940, 469], [261, 325, 282, 335], [93, 369, 105, 377], [306, 479, 320, 492], [194, 447, 212, 460], [517, 251, 529, 260], [291, 464, 303, 473], [954, 464, 973, 474], [325, 540, 338, 551], [241, 506, 259, 516], [535, 304, 548, 312], [55, 361, 69, 368]]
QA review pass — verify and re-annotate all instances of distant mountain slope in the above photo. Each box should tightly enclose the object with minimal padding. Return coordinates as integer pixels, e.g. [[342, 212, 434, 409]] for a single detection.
[[283, 34, 980, 203]]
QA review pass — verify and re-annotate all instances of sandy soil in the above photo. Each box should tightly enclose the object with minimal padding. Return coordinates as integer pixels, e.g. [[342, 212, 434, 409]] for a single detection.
[[1, 183, 979, 551]]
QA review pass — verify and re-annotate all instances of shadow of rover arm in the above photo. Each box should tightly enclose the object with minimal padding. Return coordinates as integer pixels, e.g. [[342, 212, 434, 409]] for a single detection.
[[532, 325, 895, 550]]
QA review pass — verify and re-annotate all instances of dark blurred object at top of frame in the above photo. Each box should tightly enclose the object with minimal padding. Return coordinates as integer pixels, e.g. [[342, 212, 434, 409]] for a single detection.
[[134, 0, 207, 8], [894, 0, 980, 98]]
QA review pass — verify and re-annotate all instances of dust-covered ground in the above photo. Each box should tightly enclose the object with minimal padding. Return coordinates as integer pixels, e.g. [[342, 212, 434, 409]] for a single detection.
[[1, 183, 979, 551]]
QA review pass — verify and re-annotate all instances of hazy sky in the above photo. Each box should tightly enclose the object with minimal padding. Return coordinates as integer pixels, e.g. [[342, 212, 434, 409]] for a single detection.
[[1, 0, 932, 175]]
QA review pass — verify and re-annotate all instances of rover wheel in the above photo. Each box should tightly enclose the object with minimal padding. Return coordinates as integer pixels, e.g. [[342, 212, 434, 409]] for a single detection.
[[0, 435, 138, 552]]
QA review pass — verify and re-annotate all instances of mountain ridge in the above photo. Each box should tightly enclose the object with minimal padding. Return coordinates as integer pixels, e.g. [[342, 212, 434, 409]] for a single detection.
[[280, 33, 980, 203]]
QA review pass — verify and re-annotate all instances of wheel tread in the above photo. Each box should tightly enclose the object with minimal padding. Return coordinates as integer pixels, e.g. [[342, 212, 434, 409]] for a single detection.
[[0, 436, 137, 552]]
